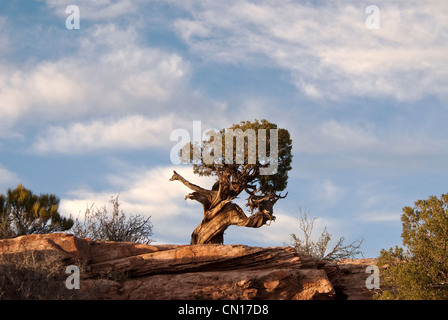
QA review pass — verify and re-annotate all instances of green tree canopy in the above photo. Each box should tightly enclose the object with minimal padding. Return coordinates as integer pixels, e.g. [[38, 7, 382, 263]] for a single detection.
[[188, 119, 293, 194], [376, 193, 448, 300], [0, 184, 73, 238]]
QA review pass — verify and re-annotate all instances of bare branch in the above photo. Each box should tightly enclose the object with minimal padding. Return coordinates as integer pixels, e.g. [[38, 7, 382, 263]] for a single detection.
[[169, 171, 207, 193]]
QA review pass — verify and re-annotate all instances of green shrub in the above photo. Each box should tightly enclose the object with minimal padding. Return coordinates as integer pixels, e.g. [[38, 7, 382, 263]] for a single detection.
[[376, 193, 448, 300], [0, 184, 73, 239]]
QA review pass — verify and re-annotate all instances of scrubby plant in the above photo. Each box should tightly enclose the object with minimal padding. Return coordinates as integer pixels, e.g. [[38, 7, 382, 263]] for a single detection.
[[288, 207, 363, 261], [0, 251, 80, 300], [70, 195, 153, 244]]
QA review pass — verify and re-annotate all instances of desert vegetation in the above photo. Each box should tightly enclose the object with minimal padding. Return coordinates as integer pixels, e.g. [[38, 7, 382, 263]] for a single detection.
[[70, 195, 153, 244], [288, 207, 364, 261], [0, 251, 80, 300], [0, 184, 73, 239], [375, 193, 448, 300], [0, 185, 153, 244]]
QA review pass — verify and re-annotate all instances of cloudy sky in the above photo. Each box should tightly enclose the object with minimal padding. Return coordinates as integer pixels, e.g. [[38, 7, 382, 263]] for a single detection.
[[0, 0, 447, 257]]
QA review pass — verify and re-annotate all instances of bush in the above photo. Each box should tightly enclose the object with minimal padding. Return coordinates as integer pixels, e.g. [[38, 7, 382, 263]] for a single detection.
[[0, 184, 73, 239], [375, 193, 448, 300], [288, 207, 363, 261], [70, 195, 153, 244]]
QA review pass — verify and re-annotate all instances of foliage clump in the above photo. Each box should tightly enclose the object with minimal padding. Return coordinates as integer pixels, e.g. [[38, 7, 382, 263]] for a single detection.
[[376, 193, 448, 300], [0, 184, 73, 239], [71, 195, 153, 244]]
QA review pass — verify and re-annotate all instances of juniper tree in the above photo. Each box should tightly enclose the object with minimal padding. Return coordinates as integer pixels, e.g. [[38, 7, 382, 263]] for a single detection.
[[376, 193, 448, 300], [170, 119, 292, 245], [0, 184, 73, 238]]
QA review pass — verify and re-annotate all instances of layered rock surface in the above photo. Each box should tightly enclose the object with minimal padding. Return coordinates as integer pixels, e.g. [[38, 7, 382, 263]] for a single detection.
[[0, 233, 380, 300]]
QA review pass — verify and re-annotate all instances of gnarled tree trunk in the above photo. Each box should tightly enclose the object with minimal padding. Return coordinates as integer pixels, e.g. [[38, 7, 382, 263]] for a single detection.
[[169, 170, 280, 245]]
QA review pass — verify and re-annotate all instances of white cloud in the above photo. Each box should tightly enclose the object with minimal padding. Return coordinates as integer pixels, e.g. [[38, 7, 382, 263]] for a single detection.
[[348, 181, 405, 225], [290, 117, 448, 166], [0, 23, 188, 131], [318, 180, 345, 205], [294, 120, 379, 154], [172, 0, 448, 101], [357, 210, 401, 223], [0, 165, 20, 192], [0, 16, 10, 58], [0, 19, 235, 152], [60, 166, 216, 244], [33, 114, 182, 154], [45, 0, 145, 20]]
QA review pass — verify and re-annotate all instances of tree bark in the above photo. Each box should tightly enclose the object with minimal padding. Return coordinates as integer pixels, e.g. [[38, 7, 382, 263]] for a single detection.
[[190, 202, 270, 245], [170, 171, 272, 245]]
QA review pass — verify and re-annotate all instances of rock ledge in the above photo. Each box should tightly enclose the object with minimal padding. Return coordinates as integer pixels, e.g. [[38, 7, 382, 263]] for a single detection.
[[0, 233, 379, 300]]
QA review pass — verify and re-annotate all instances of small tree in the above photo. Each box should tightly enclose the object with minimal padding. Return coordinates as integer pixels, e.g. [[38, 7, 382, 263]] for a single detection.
[[170, 119, 293, 245], [288, 207, 363, 261], [376, 193, 448, 300], [70, 195, 153, 244], [0, 184, 73, 239]]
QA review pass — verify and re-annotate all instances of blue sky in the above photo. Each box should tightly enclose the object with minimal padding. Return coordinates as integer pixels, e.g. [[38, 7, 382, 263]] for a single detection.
[[0, 0, 447, 258]]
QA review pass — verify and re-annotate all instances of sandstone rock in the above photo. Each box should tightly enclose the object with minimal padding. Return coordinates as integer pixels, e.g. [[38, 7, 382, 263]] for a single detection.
[[89, 241, 177, 264], [292, 269, 335, 300], [0, 233, 91, 264], [0, 233, 380, 300], [82, 241, 333, 300], [110, 268, 332, 300], [88, 243, 315, 277], [323, 258, 381, 300]]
